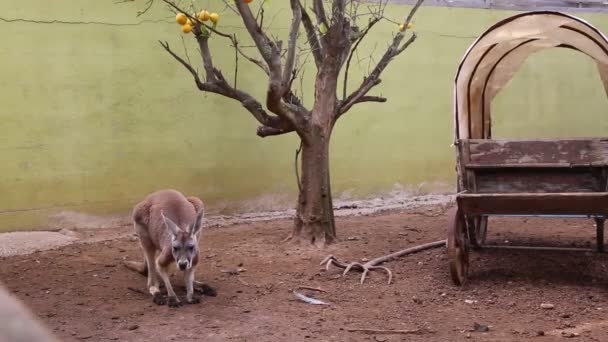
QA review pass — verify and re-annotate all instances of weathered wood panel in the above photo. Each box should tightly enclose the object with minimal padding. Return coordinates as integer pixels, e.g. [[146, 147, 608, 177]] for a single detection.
[[475, 168, 601, 193], [465, 139, 608, 166], [457, 192, 608, 215], [389, 0, 608, 12]]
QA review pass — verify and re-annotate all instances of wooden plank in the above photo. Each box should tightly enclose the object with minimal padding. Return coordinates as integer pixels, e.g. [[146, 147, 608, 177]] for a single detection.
[[467, 163, 606, 169], [475, 169, 600, 193], [457, 192, 608, 215], [467, 139, 608, 166]]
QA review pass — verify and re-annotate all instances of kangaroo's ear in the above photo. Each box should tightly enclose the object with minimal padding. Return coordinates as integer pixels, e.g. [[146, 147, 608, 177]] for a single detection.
[[161, 210, 180, 237], [189, 209, 204, 236]]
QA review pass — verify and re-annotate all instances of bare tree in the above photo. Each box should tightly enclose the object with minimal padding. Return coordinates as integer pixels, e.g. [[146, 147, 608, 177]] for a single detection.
[[141, 0, 424, 247]]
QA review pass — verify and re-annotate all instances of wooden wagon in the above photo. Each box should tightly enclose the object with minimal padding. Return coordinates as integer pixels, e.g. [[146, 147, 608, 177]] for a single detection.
[[447, 11, 608, 286]]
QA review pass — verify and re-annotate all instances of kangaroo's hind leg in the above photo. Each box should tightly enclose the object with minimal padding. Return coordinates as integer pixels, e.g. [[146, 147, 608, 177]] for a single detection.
[[134, 223, 162, 304]]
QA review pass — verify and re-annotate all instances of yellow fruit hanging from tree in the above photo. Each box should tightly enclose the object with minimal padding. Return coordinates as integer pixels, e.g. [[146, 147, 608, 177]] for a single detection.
[[210, 13, 219, 24], [175, 13, 187, 25]]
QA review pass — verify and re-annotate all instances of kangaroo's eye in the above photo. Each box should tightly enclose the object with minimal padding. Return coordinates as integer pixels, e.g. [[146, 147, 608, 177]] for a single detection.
[[172, 247, 179, 253], [187, 246, 194, 252]]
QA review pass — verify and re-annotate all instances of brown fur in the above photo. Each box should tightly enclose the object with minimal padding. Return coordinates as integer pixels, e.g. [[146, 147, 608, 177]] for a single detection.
[[132, 189, 205, 307]]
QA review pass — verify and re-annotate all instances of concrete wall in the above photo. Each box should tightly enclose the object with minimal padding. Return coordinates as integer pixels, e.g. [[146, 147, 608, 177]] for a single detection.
[[1, 1, 607, 230]]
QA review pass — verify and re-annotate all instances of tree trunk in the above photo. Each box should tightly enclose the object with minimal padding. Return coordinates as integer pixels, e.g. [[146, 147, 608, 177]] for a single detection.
[[287, 47, 342, 247], [290, 130, 336, 247]]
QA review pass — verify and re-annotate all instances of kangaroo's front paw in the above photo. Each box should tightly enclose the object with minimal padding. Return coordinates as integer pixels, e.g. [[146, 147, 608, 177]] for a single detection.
[[168, 296, 182, 308], [153, 292, 166, 305], [186, 296, 201, 304]]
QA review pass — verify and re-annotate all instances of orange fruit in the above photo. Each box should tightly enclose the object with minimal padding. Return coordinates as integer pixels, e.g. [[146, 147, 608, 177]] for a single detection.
[[182, 24, 192, 33], [176, 13, 187, 25], [244, 0, 254, 3], [398, 22, 413, 32], [198, 10, 210, 21], [210, 13, 219, 24]]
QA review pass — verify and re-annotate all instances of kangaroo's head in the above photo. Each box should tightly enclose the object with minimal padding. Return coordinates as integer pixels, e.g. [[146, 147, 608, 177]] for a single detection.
[[161, 209, 204, 271]]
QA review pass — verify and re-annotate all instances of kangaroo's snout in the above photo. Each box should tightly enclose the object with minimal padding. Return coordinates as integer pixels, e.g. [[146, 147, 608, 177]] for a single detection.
[[178, 261, 188, 270]]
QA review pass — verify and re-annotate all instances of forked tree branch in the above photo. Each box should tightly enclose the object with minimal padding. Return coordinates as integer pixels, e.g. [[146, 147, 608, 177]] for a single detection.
[[234, 0, 304, 130], [342, 15, 381, 100], [338, 0, 424, 117], [160, 40, 295, 136]]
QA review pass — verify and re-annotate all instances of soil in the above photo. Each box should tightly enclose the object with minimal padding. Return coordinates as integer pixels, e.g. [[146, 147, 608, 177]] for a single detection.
[[2, 204, 608, 341]]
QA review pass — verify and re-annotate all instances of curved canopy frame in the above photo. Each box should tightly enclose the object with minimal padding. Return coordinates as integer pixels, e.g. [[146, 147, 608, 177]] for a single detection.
[[454, 11, 608, 140]]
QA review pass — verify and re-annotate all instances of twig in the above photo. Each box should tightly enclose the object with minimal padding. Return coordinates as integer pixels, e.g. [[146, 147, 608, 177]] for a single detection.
[[342, 16, 381, 100], [237, 278, 250, 286], [293, 290, 329, 305], [321, 240, 446, 285], [346, 328, 428, 334], [138, 0, 154, 17], [127, 287, 147, 296], [296, 286, 326, 292]]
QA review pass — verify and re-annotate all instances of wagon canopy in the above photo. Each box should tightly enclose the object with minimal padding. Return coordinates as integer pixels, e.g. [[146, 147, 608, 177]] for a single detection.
[[454, 11, 608, 140]]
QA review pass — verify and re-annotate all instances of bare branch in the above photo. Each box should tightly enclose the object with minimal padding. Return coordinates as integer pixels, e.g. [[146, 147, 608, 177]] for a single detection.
[[138, 0, 154, 16], [235, 0, 304, 130], [353, 95, 387, 104], [299, 1, 323, 67], [283, 0, 302, 87], [234, 0, 278, 66], [342, 15, 381, 100], [338, 0, 424, 117], [235, 45, 270, 75], [332, 0, 346, 23], [159, 41, 204, 89], [256, 125, 296, 137], [194, 34, 217, 82], [312, 0, 328, 28], [160, 41, 291, 133]]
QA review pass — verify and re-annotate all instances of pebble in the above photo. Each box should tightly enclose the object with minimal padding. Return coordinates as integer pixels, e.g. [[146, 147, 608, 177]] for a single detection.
[[473, 323, 489, 332], [540, 303, 554, 310], [128, 325, 139, 331], [561, 332, 579, 338], [374, 336, 387, 342]]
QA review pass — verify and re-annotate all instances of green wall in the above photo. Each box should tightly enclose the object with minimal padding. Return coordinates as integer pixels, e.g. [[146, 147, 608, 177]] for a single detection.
[[1, 1, 607, 231]]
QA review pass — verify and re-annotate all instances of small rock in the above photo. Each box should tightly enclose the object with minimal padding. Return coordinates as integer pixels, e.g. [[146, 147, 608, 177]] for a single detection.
[[464, 299, 477, 305], [412, 296, 422, 304], [536, 331, 545, 336], [128, 325, 139, 331], [561, 331, 579, 338], [473, 323, 489, 332], [541, 303, 555, 310], [374, 336, 387, 342], [561, 313, 571, 319]]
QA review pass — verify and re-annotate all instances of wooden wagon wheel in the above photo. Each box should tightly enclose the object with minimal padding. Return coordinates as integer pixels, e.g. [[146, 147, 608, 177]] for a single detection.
[[467, 216, 488, 249], [447, 207, 469, 286]]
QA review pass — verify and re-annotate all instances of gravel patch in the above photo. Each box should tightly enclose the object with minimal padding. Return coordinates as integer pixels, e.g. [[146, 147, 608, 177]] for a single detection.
[[0, 231, 76, 257]]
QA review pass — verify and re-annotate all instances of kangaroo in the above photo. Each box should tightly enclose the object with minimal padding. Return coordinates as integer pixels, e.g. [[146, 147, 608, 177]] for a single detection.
[[132, 189, 205, 307]]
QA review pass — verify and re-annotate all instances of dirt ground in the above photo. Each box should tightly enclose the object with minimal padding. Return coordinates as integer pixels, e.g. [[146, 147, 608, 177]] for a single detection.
[[3, 205, 608, 341]]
